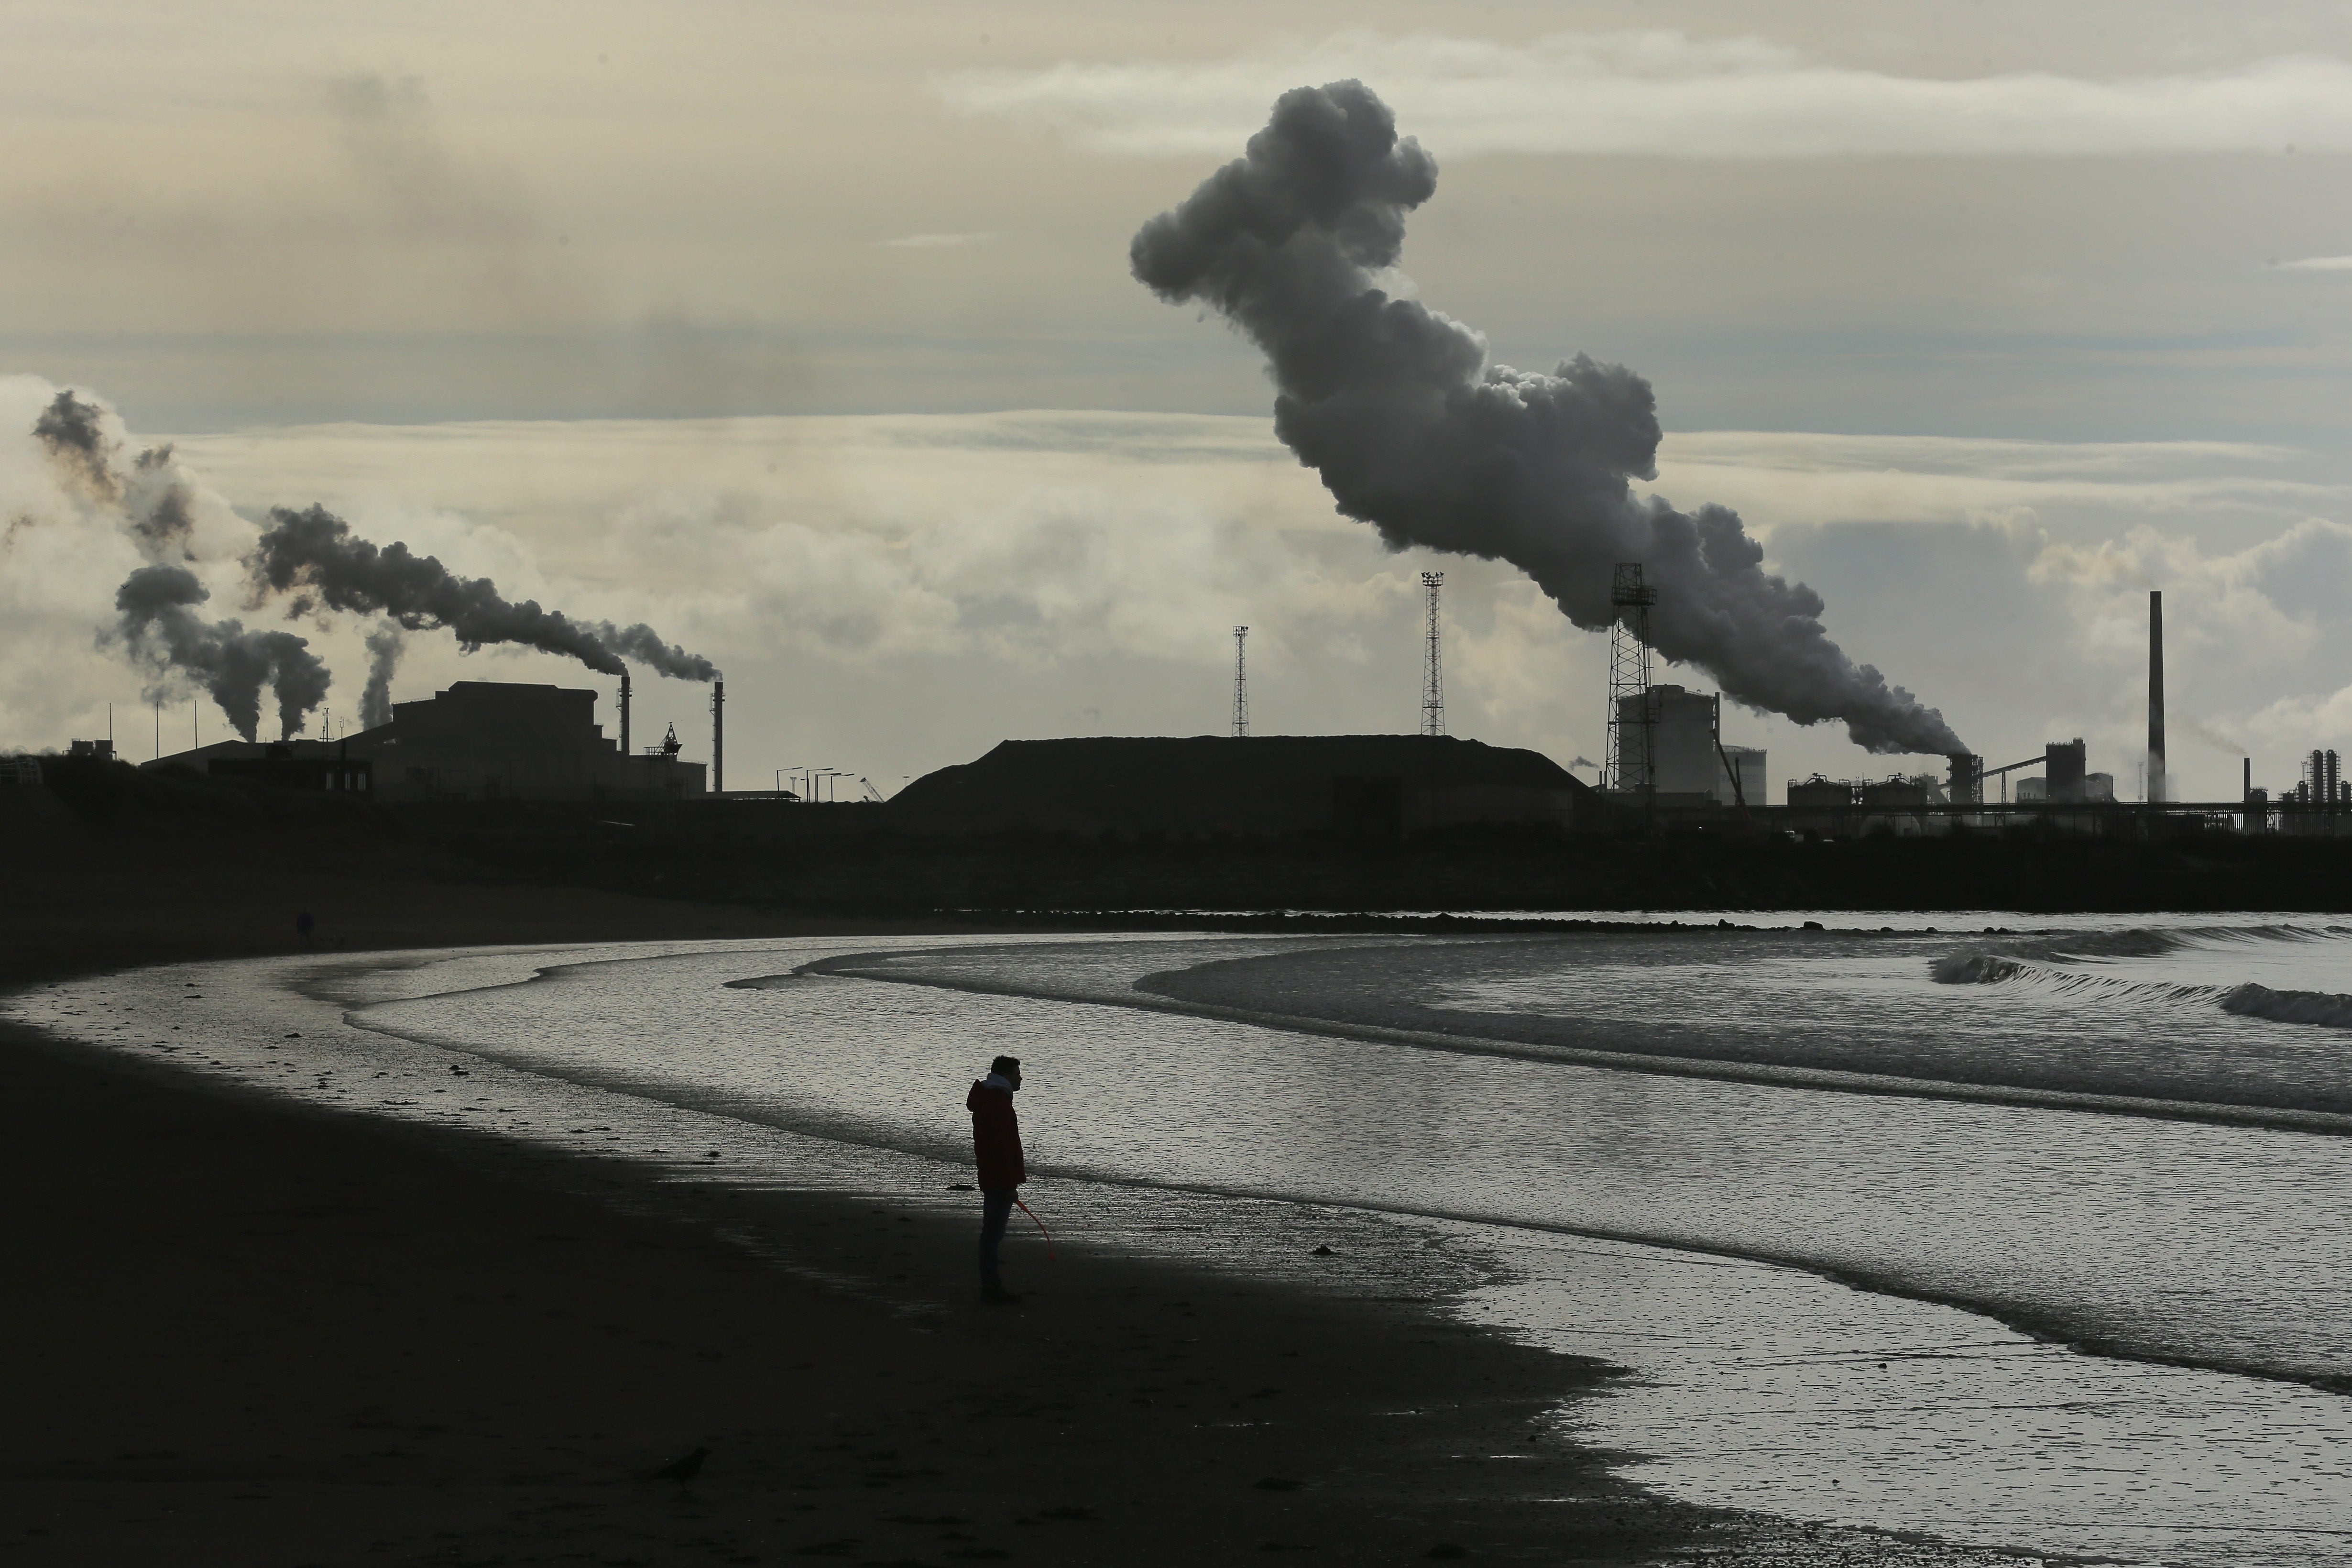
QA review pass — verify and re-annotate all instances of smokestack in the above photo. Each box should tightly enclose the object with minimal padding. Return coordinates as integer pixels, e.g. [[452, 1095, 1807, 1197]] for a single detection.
[[620, 671, 632, 757], [2148, 590, 2166, 804], [711, 679, 724, 795]]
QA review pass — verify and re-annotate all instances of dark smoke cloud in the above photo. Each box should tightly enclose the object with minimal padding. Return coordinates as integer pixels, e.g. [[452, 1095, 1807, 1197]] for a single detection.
[[1130, 82, 1963, 756], [116, 565, 331, 743], [32, 390, 197, 559], [32, 387, 303, 743], [126, 445, 197, 559], [589, 618, 720, 681], [360, 624, 405, 729], [33, 391, 111, 493], [247, 504, 717, 680]]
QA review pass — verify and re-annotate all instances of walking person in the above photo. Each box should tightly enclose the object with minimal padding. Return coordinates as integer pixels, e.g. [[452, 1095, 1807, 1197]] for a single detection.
[[966, 1055, 1027, 1304]]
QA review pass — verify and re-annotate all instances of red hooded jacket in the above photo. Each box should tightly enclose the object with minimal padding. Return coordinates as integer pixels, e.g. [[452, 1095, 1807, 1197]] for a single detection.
[[967, 1079, 1026, 1190]]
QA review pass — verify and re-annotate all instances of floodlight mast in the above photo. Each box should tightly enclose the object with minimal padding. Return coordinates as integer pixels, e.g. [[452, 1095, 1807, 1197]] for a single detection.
[[1232, 626, 1249, 737]]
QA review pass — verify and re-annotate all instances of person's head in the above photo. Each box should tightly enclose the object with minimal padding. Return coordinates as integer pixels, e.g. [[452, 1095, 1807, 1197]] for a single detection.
[[990, 1054, 1023, 1091]]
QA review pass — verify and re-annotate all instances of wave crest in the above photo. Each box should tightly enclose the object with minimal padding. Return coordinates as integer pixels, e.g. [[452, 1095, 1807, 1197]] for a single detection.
[[2224, 984, 2352, 1029], [1931, 924, 2352, 1030], [1931, 927, 2192, 984]]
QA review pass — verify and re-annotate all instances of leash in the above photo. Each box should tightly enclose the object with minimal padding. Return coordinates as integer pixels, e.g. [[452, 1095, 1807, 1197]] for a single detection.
[[1014, 1195, 1057, 1260]]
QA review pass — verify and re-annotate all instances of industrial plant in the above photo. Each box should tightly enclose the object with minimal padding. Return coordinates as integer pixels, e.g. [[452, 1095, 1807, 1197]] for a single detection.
[[144, 680, 709, 803], [41, 558, 2345, 845]]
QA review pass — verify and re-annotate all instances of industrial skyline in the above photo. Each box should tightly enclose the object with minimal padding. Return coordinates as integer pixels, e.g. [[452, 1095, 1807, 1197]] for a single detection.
[[8, 3, 2352, 802]]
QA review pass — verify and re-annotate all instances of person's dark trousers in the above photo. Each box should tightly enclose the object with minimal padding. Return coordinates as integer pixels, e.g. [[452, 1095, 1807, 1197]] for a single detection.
[[978, 1186, 1016, 1292]]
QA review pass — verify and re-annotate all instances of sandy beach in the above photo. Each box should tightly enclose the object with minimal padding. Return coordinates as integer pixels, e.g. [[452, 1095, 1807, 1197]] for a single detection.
[[0, 871, 2076, 1568], [1, 991, 1685, 1567]]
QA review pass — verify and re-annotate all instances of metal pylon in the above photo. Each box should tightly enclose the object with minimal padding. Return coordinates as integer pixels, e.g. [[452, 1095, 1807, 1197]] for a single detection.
[[1420, 572, 1445, 737], [1232, 625, 1249, 737], [1606, 563, 1656, 793]]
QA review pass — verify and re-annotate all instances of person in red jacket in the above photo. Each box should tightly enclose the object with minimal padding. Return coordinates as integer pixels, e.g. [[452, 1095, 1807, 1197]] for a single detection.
[[967, 1054, 1027, 1303]]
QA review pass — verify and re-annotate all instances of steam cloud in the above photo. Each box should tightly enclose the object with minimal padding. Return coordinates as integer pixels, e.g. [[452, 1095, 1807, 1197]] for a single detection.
[[116, 565, 330, 743], [360, 624, 405, 729], [1131, 81, 1963, 755], [248, 504, 718, 682]]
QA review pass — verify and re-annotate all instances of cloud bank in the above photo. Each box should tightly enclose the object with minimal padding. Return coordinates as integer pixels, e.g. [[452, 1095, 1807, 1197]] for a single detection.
[[943, 32, 2352, 159]]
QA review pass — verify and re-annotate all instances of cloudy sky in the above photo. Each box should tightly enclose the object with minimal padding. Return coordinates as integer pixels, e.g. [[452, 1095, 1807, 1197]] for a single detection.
[[8, 0, 2352, 801]]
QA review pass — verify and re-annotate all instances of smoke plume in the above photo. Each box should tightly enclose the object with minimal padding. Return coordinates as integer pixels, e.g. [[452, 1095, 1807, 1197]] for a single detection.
[[33, 390, 197, 560], [360, 624, 405, 728], [116, 565, 331, 742], [248, 504, 717, 680], [33, 390, 110, 493], [1131, 81, 1962, 755]]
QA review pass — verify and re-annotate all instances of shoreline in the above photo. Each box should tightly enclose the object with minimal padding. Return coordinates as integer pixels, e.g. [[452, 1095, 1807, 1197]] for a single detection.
[[4, 924, 2059, 1566], [809, 938, 2352, 1139]]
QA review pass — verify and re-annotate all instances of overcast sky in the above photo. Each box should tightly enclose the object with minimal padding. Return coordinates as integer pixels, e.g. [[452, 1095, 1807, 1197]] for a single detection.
[[8, 0, 2352, 801]]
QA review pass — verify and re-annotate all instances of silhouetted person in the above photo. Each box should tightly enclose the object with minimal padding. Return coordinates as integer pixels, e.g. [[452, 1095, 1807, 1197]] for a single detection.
[[967, 1054, 1026, 1304], [295, 910, 315, 947]]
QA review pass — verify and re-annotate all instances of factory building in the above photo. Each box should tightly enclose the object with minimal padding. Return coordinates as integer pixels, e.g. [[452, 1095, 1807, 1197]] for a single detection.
[[146, 681, 704, 802], [889, 735, 1599, 836], [1611, 686, 1766, 807], [2016, 772, 2114, 804]]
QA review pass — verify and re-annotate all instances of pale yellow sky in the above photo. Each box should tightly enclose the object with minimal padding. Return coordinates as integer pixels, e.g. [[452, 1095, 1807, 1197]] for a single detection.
[[6, 0, 2351, 436]]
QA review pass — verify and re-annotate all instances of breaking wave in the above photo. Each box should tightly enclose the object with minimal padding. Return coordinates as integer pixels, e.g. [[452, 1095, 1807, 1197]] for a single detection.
[[1932, 924, 2352, 1029], [2224, 984, 2352, 1029]]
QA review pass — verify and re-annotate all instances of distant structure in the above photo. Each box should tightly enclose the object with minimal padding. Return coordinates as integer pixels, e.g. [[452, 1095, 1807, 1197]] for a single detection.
[[1232, 625, 1250, 738], [1947, 753, 1984, 806], [2048, 738, 2087, 802], [1611, 686, 1765, 807], [1419, 573, 1445, 737], [2307, 749, 2343, 804], [711, 678, 725, 795], [144, 680, 705, 802], [2148, 590, 2167, 804], [891, 735, 1598, 837], [619, 671, 632, 757], [208, 745, 373, 795], [1605, 563, 1656, 793]]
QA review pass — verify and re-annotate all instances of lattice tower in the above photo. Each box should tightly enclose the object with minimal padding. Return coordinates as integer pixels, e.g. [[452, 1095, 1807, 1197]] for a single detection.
[[1419, 572, 1445, 737], [1606, 562, 1657, 792]]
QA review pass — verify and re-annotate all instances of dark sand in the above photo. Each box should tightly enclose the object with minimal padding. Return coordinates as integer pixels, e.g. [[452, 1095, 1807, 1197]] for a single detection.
[[0, 833, 2044, 1565], [3, 1007, 1712, 1567]]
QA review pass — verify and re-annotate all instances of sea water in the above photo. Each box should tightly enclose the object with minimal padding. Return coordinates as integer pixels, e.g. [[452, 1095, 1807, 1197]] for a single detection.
[[12, 915, 2352, 1566]]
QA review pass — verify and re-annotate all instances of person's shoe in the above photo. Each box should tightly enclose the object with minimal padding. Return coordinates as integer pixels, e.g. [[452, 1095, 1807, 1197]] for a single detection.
[[982, 1285, 1024, 1305]]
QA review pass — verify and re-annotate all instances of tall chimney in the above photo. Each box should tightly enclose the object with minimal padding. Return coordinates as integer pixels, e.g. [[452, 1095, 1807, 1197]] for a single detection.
[[711, 679, 724, 795], [2147, 590, 2166, 804], [619, 671, 632, 757]]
